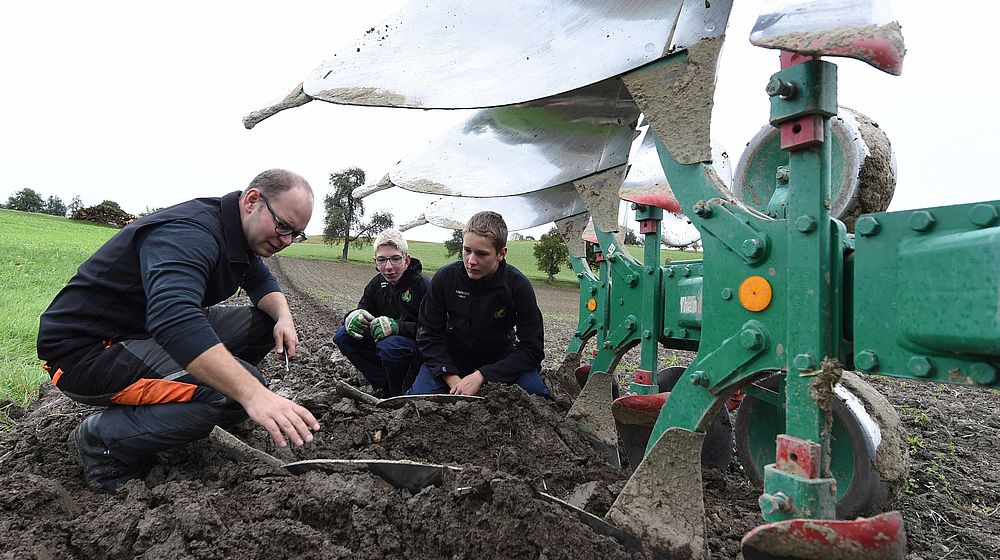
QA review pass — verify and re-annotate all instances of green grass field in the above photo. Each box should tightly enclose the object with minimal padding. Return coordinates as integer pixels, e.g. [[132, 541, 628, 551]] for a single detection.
[[282, 238, 700, 286], [0, 209, 701, 423], [0, 210, 118, 417]]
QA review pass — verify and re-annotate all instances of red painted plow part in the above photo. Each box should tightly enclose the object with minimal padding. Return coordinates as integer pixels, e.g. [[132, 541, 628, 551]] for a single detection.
[[611, 392, 732, 472], [741, 511, 906, 560]]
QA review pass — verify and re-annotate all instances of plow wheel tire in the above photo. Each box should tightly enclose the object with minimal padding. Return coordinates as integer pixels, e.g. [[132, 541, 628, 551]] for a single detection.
[[734, 372, 904, 519], [657, 367, 733, 471], [732, 107, 896, 233]]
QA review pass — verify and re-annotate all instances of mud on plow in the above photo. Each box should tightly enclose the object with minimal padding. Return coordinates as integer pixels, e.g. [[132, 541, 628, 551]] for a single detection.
[[246, 1, 1000, 557]]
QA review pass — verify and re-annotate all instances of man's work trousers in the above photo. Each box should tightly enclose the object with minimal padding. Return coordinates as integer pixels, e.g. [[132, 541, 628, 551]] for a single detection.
[[50, 306, 275, 467]]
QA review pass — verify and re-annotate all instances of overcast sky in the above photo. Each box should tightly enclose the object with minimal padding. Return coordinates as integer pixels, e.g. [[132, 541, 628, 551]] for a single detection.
[[2, 1, 995, 242]]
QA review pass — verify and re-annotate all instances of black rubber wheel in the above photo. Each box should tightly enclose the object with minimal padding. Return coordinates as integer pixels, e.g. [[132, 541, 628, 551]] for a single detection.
[[656, 367, 733, 471], [734, 372, 883, 519]]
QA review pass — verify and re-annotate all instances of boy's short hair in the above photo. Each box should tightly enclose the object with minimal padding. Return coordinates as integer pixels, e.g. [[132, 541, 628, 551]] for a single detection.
[[464, 211, 508, 253], [373, 229, 408, 255]]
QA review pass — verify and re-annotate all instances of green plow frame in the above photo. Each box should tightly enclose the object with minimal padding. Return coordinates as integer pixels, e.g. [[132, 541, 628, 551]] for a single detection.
[[561, 45, 999, 558]]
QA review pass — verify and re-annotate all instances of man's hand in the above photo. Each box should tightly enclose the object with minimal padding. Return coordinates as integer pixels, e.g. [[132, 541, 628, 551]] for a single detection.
[[370, 316, 398, 342], [273, 317, 299, 358], [187, 344, 320, 448], [450, 371, 485, 396], [345, 309, 374, 339], [243, 387, 320, 447]]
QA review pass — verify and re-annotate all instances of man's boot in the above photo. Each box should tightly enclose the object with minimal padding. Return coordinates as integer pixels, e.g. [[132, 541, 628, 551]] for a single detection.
[[68, 412, 141, 493]]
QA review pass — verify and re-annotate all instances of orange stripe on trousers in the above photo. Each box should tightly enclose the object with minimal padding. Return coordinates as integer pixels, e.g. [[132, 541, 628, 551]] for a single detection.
[[110, 378, 198, 406]]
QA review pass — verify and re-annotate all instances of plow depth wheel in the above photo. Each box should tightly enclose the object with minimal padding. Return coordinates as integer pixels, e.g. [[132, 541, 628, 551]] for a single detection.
[[735, 371, 905, 519], [732, 107, 896, 233]]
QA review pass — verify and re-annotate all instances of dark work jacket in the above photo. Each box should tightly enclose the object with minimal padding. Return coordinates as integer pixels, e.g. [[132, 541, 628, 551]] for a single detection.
[[346, 258, 429, 339], [417, 259, 544, 383], [37, 191, 280, 371]]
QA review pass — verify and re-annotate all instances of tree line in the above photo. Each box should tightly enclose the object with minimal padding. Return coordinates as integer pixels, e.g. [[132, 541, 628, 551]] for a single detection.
[[5, 169, 577, 281], [3, 188, 138, 228]]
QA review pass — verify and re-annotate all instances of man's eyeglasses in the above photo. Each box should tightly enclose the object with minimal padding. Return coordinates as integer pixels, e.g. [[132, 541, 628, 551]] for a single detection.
[[374, 255, 405, 266], [259, 195, 307, 243]]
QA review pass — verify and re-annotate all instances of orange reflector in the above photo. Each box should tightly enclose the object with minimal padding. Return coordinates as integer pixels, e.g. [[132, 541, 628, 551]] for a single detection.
[[739, 276, 772, 311], [587, 298, 597, 312]]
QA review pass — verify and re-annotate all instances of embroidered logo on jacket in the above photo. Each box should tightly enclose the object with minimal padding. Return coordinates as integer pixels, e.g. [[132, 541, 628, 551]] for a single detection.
[[401, 289, 412, 303], [493, 307, 507, 320]]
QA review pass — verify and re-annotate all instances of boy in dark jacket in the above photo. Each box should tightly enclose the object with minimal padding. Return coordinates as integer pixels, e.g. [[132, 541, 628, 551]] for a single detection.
[[412, 211, 549, 397], [334, 229, 429, 396]]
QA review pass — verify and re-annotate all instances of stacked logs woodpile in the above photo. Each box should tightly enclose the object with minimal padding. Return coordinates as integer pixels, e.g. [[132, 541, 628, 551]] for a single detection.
[[72, 204, 136, 228]]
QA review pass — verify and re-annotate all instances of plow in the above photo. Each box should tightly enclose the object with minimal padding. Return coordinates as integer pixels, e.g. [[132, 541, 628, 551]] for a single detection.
[[244, 1, 1000, 558]]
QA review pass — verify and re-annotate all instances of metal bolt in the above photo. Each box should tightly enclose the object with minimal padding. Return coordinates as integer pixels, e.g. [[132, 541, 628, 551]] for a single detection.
[[969, 204, 999, 227], [576, 272, 584, 278], [740, 329, 764, 351], [645, 265, 654, 274], [721, 288, 733, 300], [855, 350, 879, 372], [793, 353, 815, 371], [795, 215, 817, 233], [625, 274, 636, 285], [602, 341, 612, 349], [665, 268, 675, 278], [969, 362, 997, 385], [855, 216, 881, 237], [681, 267, 691, 277], [766, 77, 797, 99], [693, 203, 713, 218], [663, 328, 673, 337], [690, 371, 710, 386], [589, 286, 597, 295], [907, 356, 935, 378], [642, 330, 651, 339], [618, 298, 624, 306], [908, 211, 936, 232], [742, 238, 765, 259], [608, 253, 618, 262], [631, 202, 638, 211], [677, 328, 689, 338], [759, 492, 793, 515], [775, 166, 790, 184]]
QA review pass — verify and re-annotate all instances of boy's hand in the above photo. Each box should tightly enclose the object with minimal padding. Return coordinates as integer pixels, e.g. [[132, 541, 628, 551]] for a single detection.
[[370, 316, 399, 342], [345, 309, 374, 338], [450, 371, 485, 396]]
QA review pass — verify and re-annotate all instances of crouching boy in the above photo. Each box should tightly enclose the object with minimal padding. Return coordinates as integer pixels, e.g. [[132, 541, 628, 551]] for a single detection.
[[334, 229, 429, 396], [412, 211, 549, 397]]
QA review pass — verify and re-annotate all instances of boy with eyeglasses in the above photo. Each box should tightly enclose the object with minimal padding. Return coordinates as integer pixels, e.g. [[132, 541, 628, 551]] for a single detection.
[[412, 211, 549, 398], [38, 169, 320, 493], [333, 229, 429, 397]]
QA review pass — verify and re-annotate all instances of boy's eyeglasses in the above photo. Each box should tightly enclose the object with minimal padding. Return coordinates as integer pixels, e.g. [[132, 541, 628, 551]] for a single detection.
[[374, 255, 405, 266], [260, 195, 307, 243]]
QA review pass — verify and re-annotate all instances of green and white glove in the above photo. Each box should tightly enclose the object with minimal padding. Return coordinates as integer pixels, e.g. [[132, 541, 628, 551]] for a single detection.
[[370, 316, 399, 342], [345, 309, 374, 339]]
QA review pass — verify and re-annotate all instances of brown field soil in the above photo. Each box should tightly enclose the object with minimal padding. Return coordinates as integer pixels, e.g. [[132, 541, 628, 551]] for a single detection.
[[1, 255, 998, 559]]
